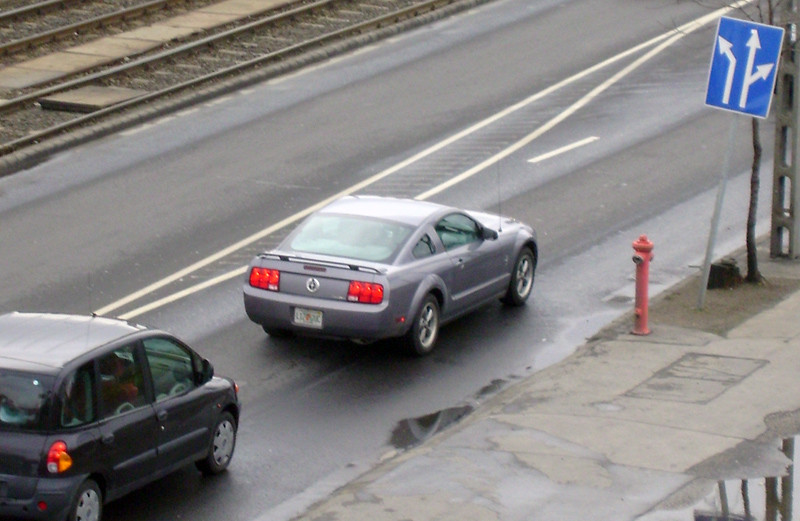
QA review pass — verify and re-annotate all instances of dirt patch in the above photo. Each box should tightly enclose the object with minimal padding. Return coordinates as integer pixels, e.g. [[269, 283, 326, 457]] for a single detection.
[[648, 275, 800, 336]]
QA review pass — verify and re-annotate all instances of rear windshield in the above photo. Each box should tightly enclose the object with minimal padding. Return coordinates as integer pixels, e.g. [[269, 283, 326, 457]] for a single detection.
[[288, 214, 413, 262], [0, 370, 54, 431]]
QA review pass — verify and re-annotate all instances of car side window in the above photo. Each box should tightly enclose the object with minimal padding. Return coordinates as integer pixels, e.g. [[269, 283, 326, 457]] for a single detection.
[[412, 234, 436, 259], [60, 363, 96, 428], [143, 337, 197, 402], [98, 346, 147, 418], [434, 214, 481, 251]]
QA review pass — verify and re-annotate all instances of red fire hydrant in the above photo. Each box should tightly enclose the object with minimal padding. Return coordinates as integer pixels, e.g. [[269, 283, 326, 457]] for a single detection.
[[632, 235, 654, 335]]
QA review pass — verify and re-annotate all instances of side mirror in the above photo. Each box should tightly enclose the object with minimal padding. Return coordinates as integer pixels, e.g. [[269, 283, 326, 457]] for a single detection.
[[201, 359, 214, 383], [481, 226, 499, 241]]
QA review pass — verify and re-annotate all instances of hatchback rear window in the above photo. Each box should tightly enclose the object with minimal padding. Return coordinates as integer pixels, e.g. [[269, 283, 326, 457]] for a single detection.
[[0, 370, 53, 431]]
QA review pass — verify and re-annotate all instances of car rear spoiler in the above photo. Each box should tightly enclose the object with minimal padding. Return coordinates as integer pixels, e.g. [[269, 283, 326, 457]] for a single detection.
[[257, 253, 381, 274]]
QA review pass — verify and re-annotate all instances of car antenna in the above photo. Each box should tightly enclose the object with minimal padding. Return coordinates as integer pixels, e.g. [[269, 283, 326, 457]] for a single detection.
[[87, 272, 94, 316], [87, 274, 104, 319], [86, 274, 95, 349], [496, 163, 503, 232]]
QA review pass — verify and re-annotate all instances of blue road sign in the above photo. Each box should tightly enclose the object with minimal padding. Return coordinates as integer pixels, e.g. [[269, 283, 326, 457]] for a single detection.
[[705, 17, 784, 118]]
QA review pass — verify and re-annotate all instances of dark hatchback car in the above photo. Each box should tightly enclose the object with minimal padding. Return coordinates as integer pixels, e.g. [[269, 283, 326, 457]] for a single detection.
[[0, 312, 240, 521]]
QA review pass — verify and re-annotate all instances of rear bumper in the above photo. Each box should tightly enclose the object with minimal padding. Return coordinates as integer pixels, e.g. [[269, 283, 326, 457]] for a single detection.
[[0, 474, 83, 521], [243, 287, 407, 340]]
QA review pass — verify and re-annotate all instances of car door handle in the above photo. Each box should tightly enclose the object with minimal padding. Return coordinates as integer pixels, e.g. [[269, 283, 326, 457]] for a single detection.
[[157, 410, 168, 421], [101, 433, 115, 445]]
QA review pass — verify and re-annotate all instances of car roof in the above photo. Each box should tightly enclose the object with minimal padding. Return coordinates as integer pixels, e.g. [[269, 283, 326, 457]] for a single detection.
[[0, 312, 146, 372], [320, 196, 452, 227]]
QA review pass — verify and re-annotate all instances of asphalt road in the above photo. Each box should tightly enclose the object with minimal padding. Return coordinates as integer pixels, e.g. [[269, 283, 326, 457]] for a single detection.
[[0, 0, 776, 520]]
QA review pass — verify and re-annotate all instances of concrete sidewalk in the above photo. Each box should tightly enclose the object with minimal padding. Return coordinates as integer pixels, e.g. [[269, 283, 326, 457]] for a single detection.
[[291, 252, 800, 521]]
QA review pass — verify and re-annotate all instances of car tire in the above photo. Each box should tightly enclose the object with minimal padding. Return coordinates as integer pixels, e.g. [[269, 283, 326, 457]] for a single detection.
[[69, 479, 102, 521], [196, 411, 237, 475], [501, 247, 535, 306], [405, 294, 440, 356]]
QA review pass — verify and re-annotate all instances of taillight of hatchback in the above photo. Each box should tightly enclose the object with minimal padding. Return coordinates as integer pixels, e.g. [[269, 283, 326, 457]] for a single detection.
[[347, 281, 384, 304], [249, 267, 279, 291], [46, 441, 73, 473]]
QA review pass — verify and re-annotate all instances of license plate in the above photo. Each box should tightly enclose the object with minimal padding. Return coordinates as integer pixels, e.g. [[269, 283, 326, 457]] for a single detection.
[[293, 307, 323, 329]]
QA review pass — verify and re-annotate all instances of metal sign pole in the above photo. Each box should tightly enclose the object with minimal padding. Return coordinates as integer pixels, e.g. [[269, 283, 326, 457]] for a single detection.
[[698, 117, 739, 310]]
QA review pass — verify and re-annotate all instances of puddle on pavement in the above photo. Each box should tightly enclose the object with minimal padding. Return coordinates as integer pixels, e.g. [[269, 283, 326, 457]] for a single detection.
[[476, 378, 511, 399], [390, 405, 474, 450], [389, 379, 512, 451], [643, 437, 800, 521]]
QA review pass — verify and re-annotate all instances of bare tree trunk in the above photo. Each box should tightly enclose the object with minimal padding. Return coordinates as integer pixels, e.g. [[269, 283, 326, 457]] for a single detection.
[[747, 117, 763, 283]]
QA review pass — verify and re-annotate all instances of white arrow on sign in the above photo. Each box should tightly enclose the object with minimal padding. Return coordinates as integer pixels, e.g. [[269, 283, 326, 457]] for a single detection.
[[717, 35, 736, 104], [739, 28, 775, 108]]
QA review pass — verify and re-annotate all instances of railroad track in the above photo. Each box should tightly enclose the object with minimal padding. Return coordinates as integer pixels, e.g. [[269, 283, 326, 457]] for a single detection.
[[0, 0, 486, 174], [0, 0, 220, 57]]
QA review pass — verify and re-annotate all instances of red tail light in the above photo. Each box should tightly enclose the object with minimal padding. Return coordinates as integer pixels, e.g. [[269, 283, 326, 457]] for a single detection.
[[250, 267, 280, 291], [46, 441, 72, 474], [348, 281, 384, 304]]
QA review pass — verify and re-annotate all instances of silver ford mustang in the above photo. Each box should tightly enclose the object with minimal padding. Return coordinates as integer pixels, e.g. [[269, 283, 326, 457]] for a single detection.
[[243, 196, 537, 355]]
